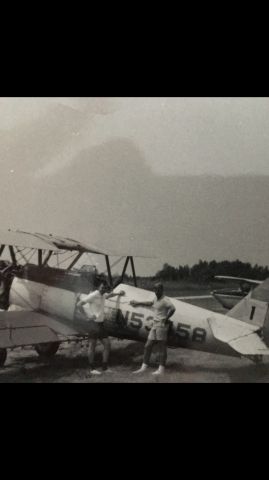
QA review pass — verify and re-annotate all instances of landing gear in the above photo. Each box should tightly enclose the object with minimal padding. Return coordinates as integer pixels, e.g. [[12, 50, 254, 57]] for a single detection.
[[0, 348, 7, 367], [35, 342, 60, 359]]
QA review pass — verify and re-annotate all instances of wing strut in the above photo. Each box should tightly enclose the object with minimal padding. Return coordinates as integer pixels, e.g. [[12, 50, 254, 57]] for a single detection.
[[38, 249, 43, 267], [120, 257, 130, 283], [43, 250, 53, 266], [105, 255, 113, 288], [9, 246, 17, 265], [67, 252, 83, 271], [130, 256, 137, 287]]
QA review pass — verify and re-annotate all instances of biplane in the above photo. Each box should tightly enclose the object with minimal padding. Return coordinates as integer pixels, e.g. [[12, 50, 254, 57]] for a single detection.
[[211, 275, 262, 309], [1, 230, 269, 369], [0, 229, 144, 366]]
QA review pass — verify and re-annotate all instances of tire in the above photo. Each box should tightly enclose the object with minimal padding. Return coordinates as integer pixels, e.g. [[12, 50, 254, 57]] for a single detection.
[[35, 342, 60, 358], [0, 348, 7, 367]]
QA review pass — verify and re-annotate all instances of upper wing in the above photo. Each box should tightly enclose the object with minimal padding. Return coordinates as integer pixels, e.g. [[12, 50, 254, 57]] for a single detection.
[[0, 229, 157, 258], [215, 276, 262, 285], [208, 315, 269, 356], [0, 310, 81, 349]]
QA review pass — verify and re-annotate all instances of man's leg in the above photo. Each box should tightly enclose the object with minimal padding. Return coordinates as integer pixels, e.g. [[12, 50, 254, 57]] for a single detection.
[[88, 339, 101, 375], [152, 329, 168, 375], [100, 338, 111, 371], [134, 340, 155, 373], [144, 340, 155, 366], [159, 341, 167, 367]]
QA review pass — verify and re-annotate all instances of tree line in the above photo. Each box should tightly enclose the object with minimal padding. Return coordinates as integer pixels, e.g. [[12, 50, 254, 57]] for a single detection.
[[153, 260, 269, 283]]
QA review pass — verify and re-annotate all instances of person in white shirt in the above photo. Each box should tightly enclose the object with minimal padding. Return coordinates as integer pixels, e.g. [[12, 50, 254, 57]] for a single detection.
[[77, 282, 125, 375]]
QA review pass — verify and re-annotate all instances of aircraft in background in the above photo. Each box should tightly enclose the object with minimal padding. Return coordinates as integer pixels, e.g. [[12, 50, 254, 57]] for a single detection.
[[0, 230, 269, 369], [211, 275, 262, 309]]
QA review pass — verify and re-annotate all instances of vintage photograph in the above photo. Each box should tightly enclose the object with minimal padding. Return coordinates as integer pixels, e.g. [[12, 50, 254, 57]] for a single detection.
[[0, 97, 268, 383]]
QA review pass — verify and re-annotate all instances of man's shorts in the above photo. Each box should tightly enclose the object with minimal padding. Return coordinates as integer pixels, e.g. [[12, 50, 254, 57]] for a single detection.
[[148, 326, 168, 342], [88, 321, 108, 340]]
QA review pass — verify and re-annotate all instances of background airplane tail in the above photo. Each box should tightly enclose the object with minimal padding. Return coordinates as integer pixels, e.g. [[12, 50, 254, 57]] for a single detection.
[[228, 278, 269, 345]]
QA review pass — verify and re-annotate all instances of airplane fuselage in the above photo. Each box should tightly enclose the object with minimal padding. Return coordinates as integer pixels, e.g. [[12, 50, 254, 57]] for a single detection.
[[9, 277, 237, 358]]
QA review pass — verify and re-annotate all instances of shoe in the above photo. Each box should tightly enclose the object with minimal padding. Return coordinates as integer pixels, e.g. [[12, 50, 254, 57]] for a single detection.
[[133, 364, 148, 374], [152, 366, 165, 376], [90, 369, 102, 376], [103, 368, 113, 373]]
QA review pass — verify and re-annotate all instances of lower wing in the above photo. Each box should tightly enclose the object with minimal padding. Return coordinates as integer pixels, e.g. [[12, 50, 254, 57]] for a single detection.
[[0, 310, 81, 349]]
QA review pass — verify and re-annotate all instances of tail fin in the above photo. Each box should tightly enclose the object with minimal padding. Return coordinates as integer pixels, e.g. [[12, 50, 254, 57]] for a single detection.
[[228, 278, 269, 344]]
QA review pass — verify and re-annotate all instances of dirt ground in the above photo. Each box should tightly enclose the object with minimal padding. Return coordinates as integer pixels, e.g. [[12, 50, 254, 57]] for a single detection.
[[1, 295, 269, 383]]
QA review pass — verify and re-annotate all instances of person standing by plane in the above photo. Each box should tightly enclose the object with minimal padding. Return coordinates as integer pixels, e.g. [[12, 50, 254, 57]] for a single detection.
[[77, 282, 125, 375], [130, 283, 176, 376]]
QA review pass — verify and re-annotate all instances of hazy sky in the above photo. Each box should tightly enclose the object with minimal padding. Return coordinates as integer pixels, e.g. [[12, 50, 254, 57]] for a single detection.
[[0, 97, 269, 275]]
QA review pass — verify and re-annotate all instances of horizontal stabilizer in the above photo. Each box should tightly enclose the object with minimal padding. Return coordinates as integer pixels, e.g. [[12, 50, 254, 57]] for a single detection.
[[208, 316, 269, 356], [229, 333, 269, 356]]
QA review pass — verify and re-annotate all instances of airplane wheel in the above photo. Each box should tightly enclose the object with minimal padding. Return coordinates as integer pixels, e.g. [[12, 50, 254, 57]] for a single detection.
[[35, 342, 60, 358], [0, 348, 7, 367]]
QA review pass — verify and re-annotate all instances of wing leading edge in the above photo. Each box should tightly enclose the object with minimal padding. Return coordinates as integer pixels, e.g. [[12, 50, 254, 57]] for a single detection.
[[215, 275, 261, 285]]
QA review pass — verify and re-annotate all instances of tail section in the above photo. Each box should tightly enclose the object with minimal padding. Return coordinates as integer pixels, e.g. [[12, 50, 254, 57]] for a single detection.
[[228, 278, 269, 345]]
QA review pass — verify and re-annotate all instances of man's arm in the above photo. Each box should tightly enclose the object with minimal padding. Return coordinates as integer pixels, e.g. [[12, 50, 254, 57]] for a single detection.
[[130, 300, 154, 308], [106, 290, 125, 300], [164, 302, 176, 324], [165, 306, 176, 321]]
